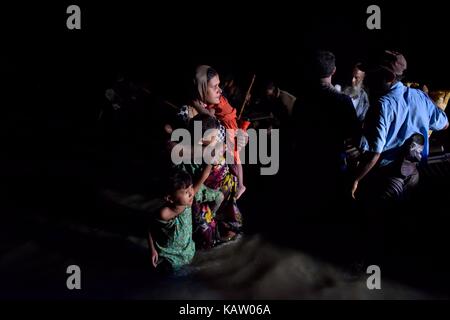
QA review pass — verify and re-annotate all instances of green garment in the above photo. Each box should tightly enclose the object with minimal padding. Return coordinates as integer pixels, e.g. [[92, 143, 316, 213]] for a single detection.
[[175, 163, 221, 202], [153, 206, 195, 270]]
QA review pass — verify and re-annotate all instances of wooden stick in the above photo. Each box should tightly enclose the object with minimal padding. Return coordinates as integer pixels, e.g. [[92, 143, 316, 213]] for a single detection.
[[162, 100, 180, 110], [238, 74, 256, 120]]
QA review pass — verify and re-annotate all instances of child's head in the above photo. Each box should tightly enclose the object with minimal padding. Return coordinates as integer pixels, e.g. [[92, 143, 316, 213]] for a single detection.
[[163, 170, 194, 206], [188, 113, 220, 147]]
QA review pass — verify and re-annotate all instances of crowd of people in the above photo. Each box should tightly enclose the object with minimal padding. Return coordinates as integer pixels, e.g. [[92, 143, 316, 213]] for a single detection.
[[101, 50, 448, 274]]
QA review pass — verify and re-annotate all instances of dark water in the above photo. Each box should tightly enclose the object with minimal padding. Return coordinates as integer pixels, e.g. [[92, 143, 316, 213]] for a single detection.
[[2, 157, 449, 299]]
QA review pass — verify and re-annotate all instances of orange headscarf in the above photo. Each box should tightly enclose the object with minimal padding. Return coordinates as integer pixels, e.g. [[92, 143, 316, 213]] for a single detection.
[[210, 96, 238, 130]]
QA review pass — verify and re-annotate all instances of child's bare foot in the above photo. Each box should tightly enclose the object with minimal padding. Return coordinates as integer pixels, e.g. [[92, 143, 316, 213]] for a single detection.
[[236, 185, 246, 200]]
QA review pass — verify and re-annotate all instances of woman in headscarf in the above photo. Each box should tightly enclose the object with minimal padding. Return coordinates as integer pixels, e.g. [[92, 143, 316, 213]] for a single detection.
[[184, 65, 246, 199], [176, 66, 244, 244]]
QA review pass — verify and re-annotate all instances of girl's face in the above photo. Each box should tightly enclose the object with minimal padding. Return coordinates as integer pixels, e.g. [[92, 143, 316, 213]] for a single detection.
[[170, 184, 194, 206], [205, 75, 222, 105]]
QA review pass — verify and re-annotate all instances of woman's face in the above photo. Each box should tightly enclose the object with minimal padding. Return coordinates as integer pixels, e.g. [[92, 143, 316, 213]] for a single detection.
[[205, 75, 222, 105]]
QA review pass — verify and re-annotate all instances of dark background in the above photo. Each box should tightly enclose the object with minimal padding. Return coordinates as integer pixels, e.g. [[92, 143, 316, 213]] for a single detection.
[[3, 1, 449, 203], [3, 0, 449, 164], [2, 1, 449, 146], [1, 1, 450, 298], [3, 1, 450, 89]]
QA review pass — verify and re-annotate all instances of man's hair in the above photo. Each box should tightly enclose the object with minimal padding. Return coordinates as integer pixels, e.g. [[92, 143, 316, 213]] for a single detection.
[[369, 68, 404, 84], [312, 50, 336, 78], [222, 73, 235, 85], [354, 62, 364, 72], [264, 80, 276, 91], [360, 50, 407, 81], [394, 73, 405, 82], [163, 169, 192, 196]]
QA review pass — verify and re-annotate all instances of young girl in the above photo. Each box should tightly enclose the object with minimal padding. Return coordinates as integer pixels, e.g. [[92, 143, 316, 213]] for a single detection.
[[148, 170, 196, 272]]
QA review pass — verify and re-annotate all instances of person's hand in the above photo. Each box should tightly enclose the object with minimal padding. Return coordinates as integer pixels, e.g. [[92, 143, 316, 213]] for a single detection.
[[151, 249, 158, 268], [237, 129, 249, 149], [351, 180, 359, 200], [192, 99, 215, 117], [210, 142, 224, 165], [345, 145, 361, 160]]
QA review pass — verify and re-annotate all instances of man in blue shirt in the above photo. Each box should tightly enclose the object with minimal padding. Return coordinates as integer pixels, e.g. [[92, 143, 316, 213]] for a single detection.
[[352, 50, 448, 200]]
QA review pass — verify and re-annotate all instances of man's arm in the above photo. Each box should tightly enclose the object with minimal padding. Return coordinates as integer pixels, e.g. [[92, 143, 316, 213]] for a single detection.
[[351, 151, 381, 199]]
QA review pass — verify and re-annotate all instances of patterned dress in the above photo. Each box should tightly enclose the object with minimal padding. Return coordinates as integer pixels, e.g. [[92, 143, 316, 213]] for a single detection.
[[204, 155, 242, 239], [177, 105, 227, 143], [175, 106, 243, 248], [176, 163, 223, 249], [151, 206, 195, 270]]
